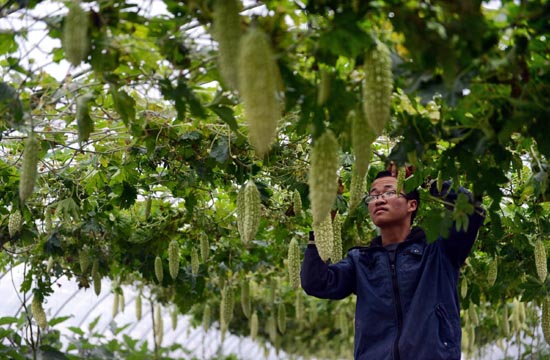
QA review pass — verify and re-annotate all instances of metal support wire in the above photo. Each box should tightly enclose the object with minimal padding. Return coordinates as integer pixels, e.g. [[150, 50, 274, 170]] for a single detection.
[[177, 320, 215, 358], [76, 289, 113, 328], [176, 323, 203, 352], [125, 303, 151, 334], [50, 287, 83, 320], [136, 308, 155, 340], [97, 300, 135, 333], [225, 334, 241, 355], [0, 263, 16, 282], [11, 264, 30, 320]]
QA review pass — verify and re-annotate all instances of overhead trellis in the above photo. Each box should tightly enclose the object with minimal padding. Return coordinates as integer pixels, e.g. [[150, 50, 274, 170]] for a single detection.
[[1, 0, 550, 359]]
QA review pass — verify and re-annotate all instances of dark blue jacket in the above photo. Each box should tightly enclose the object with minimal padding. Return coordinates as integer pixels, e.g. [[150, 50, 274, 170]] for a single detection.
[[301, 188, 485, 360]]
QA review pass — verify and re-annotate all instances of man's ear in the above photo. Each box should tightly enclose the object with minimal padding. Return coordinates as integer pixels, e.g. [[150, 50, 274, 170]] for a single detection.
[[407, 199, 418, 213]]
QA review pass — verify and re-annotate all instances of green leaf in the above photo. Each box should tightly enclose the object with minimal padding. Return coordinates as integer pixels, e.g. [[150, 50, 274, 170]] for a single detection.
[[122, 334, 138, 350], [209, 105, 239, 133], [519, 274, 546, 302], [114, 181, 138, 209], [67, 327, 84, 336], [112, 323, 131, 335], [111, 88, 136, 126], [181, 130, 202, 141], [3, 348, 25, 360], [37, 346, 70, 360], [421, 208, 452, 243], [76, 94, 94, 144], [0, 317, 17, 326], [0, 32, 18, 55], [44, 232, 63, 255], [48, 316, 72, 327], [88, 316, 100, 332], [317, 12, 370, 62], [0, 82, 23, 126], [209, 137, 229, 164], [160, 78, 206, 121]]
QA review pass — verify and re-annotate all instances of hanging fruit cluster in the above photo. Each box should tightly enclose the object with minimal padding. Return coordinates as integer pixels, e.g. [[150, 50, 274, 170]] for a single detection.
[[237, 180, 261, 245]]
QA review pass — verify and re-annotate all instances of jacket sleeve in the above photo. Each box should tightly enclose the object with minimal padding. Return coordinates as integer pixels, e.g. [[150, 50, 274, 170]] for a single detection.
[[432, 181, 485, 267], [300, 239, 356, 300]]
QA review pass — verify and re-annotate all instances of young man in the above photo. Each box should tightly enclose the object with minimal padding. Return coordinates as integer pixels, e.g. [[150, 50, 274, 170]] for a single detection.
[[301, 170, 485, 360]]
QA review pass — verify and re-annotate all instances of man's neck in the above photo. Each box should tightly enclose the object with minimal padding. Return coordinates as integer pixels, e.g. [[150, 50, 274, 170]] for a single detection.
[[380, 225, 412, 247]]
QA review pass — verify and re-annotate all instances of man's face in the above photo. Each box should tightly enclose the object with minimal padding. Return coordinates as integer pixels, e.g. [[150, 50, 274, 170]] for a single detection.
[[367, 176, 417, 228]]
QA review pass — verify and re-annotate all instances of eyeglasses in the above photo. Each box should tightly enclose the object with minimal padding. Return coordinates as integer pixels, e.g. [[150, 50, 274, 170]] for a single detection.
[[364, 190, 407, 204]]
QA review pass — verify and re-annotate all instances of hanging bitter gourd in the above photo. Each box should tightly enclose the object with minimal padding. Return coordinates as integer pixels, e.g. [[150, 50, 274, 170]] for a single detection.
[[241, 279, 251, 319], [202, 304, 211, 331], [155, 304, 163, 346], [212, 0, 242, 90], [92, 259, 101, 296], [502, 302, 510, 338], [191, 248, 199, 277], [287, 238, 301, 289], [154, 256, 164, 283], [237, 180, 261, 244], [112, 292, 120, 318], [250, 311, 259, 341], [238, 27, 281, 157], [308, 130, 339, 226], [79, 247, 91, 274], [19, 133, 40, 204], [32, 295, 48, 330], [460, 276, 468, 299], [277, 302, 286, 334], [76, 93, 94, 144], [511, 298, 522, 333], [468, 302, 479, 327], [171, 307, 178, 331], [363, 40, 392, 136], [267, 312, 277, 343], [135, 291, 142, 321], [168, 240, 180, 280], [293, 189, 302, 217], [200, 233, 209, 262], [220, 285, 234, 337], [332, 213, 343, 262], [349, 168, 365, 212], [8, 210, 22, 238], [295, 291, 304, 323], [313, 213, 334, 262], [144, 196, 152, 219], [535, 239, 547, 282], [350, 110, 374, 178], [62, 2, 90, 66], [487, 256, 498, 287], [542, 297, 550, 344]]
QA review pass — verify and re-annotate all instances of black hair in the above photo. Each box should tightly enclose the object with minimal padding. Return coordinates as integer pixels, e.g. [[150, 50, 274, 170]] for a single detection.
[[372, 170, 420, 224]]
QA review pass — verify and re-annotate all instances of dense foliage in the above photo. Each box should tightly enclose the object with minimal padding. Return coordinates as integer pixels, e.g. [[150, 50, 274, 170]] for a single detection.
[[1, 0, 550, 358]]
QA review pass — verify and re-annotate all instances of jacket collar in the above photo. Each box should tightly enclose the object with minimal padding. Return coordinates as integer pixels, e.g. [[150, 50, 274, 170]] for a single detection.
[[369, 227, 426, 248]]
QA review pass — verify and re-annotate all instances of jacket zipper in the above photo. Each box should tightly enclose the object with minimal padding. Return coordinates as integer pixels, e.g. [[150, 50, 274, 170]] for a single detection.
[[390, 260, 403, 360]]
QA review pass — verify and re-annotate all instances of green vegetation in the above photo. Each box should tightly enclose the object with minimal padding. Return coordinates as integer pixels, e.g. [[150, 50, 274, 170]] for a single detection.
[[1, 0, 550, 358]]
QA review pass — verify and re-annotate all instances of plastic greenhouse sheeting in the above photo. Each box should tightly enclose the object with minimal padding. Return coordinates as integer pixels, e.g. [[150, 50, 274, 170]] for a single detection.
[[0, 263, 286, 359]]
